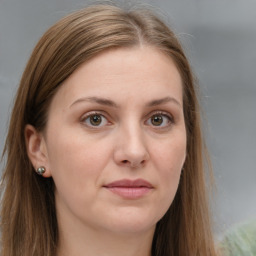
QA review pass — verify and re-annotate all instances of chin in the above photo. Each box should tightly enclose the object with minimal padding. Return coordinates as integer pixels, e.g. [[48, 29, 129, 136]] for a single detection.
[[100, 208, 161, 235]]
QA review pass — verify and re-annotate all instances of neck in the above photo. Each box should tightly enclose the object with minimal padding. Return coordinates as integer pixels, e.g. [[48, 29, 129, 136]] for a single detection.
[[56, 216, 155, 256], [57, 226, 154, 256]]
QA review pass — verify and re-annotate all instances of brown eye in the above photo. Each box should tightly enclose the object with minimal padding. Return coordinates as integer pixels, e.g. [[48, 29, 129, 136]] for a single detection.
[[82, 113, 109, 128], [90, 115, 102, 126], [145, 112, 173, 128], [151, 115, 163, 126]]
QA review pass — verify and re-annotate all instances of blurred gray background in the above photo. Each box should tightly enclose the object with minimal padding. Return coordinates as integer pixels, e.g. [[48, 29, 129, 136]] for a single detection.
[[0, 0, 256, 237]]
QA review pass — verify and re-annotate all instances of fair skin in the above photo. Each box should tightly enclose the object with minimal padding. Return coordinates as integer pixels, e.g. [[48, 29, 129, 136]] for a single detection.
[[26, 46, 187, 256]]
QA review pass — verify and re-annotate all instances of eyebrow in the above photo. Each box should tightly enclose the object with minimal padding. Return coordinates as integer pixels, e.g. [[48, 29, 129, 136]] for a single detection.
[[146, 96, 181, 107], [70, 96, 118, 108], [70, 96, 181, 108]]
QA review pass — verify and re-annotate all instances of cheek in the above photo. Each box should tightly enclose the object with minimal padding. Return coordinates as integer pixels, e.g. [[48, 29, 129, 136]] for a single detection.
[[45, 127, 112, 182], [153, 136, 186, 173], [151, 134, 186, 196], [45, 128, 114, 214]]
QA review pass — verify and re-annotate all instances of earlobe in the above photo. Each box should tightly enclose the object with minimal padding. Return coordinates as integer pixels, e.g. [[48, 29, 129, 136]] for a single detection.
[[25, 124, 51, 177]]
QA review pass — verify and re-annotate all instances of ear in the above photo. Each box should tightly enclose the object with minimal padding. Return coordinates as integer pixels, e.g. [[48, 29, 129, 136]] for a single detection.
[[25, 124, 52, 177]]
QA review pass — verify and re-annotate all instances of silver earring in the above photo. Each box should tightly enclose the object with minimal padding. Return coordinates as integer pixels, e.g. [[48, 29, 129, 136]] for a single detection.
[[36, 166, 46, 175]]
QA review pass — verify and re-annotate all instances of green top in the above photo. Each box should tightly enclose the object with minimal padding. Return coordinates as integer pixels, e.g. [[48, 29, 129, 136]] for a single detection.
[[220, 219, 256, 256]]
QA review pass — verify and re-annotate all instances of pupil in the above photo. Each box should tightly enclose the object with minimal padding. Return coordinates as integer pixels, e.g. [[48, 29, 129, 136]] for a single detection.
[[90, 115, 102, 126], [152, 115, 163, 126]]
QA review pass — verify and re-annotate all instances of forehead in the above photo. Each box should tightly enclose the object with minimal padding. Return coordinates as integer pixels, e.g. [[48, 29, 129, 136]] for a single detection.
[[50, 46, 183, 110]]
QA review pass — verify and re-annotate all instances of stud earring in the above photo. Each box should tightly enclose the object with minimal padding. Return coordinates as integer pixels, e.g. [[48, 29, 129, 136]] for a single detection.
[[36, 166, 46, 175]]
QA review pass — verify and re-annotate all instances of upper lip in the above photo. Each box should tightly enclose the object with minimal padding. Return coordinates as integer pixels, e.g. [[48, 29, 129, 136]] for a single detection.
[[104, 179, 153, 188]]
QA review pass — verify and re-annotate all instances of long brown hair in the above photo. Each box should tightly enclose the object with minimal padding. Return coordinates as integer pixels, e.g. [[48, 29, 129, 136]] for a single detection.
[[1, 4, 217, 256]]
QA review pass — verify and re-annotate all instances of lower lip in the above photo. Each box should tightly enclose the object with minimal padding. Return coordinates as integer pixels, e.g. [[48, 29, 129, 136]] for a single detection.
[[105, 187, 152, 199]]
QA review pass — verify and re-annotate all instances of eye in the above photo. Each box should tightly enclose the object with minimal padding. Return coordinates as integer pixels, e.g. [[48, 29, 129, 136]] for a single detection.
[[145, 112, 173, 128], [81, 112, 110, 128]]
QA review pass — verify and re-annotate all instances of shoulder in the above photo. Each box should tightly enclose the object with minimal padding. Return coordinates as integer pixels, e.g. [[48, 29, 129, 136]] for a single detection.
[[220, 218, 256, 256]]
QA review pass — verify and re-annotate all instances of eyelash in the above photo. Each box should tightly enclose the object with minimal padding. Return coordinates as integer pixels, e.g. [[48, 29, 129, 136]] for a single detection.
[[145, 111, 174, 128], [80, 110, 174, 129], [80, 111, 111, 128]]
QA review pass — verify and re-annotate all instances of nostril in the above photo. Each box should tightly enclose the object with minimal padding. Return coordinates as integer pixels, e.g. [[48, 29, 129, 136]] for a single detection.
[[120, 159, 146, 168]]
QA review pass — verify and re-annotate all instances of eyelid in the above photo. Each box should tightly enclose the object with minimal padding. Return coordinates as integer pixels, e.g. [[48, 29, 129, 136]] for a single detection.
[[144, 110, 174, 128], [80, 111, 112, 128], [79, 110, 174, 130], [147, 110, 174, 121]]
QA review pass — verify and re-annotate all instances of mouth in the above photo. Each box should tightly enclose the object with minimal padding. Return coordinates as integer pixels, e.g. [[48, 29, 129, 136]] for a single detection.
[[103, 179, 154, 199]]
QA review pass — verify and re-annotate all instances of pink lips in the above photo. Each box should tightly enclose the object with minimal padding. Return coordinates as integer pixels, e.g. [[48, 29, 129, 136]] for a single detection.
[[103, 179, 154, 199]]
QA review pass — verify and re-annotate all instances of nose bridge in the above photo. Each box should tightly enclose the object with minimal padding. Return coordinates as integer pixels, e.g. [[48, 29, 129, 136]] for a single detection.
[[124, 121, 145, 152], [114, 118, 149, 167]]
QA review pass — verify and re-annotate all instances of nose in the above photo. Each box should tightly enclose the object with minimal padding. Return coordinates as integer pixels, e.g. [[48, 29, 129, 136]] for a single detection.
[[113, 124, 149, 169]]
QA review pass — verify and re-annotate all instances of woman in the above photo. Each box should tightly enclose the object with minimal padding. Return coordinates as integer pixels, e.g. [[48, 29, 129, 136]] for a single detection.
[[1, 3, 218, 256]]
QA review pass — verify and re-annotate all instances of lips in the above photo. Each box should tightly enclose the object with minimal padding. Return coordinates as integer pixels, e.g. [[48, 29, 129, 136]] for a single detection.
[[103, 179, 154, 199]]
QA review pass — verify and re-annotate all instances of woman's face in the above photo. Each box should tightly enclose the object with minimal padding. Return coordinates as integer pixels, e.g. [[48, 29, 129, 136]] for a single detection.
[[41, 46, 186, 235]]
